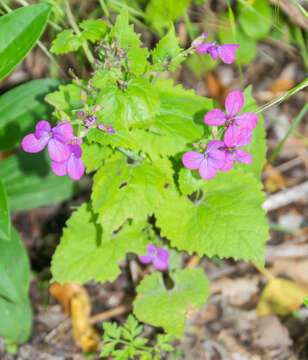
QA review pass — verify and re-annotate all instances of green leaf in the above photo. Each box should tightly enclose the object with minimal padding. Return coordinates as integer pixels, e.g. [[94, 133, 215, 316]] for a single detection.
[[113, 8, 142, 51], [0, 227, 32, 343], [92, 154, 172, 236], [0, 151, 76, 212], [124, 315, 142, 338], [50, 29, 83, 54], [51, 203, 148, 284], [92, 68, 122, 89], [80, 19, 107, 42], [145, 0, 192, 33], [147, 79, 212, 156], [234, 86, 266, 178], [156, 170, 269, 265], [100, 342, 115, 357], [0, 4, 51, 80], [151, 25, 184, 72], [99, 78, 159, 129], [81, 142, 113, 174], [134, 268, 210, 337], [178, 168, 204, 195], [0, 180, 10, 241], [218, 14, 257, 65], [0, 79, 61, 151], [45, 84, 83, 118], [127, 46, 149, 76], [238, 0, 272, 40], [103, 322, 121, 339]]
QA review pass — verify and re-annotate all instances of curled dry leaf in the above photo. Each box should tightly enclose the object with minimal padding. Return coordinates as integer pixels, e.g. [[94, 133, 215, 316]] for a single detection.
[[49, 282, 99, 351], [257, 278, 308, 317]]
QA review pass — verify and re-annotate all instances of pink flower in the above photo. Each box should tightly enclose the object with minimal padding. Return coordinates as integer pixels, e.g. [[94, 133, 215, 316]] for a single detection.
[[219, 130, 253, 172], [182, 140, 225, 181], [51, 144, 85, 181], [196, 33, 239, 64], [204, 90, 258, 147], [22, 120, 74, 162], [139, 244, 169, 271]]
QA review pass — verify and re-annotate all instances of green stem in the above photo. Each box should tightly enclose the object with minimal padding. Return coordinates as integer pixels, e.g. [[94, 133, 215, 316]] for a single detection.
[[270, 103, 308, 162], [183, 10, 194, 41], [99, 0, 111, 22], [294, 26, 308, 72], [118, 147, 144, 162], [63, 0, 95, 66]]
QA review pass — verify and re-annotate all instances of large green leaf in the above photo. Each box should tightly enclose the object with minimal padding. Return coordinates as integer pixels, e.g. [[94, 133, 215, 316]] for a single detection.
[[157, 170, 269, 265], [0, 4, 51, 80], [0, 79, 61, 151], [51, 203, 148, 284], [0, 227, 32, 343], [92, 154, 173, 237], [0, 180, 10, 241], [0, 151, 77, 212], [134, 268, 210, 337]]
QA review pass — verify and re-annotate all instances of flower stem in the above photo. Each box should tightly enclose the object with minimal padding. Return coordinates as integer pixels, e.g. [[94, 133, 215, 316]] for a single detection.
[[63, 0, 95, 66]]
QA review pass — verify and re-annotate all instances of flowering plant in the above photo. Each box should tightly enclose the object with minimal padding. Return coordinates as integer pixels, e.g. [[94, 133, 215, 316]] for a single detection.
[[21, 9, 269, 338]]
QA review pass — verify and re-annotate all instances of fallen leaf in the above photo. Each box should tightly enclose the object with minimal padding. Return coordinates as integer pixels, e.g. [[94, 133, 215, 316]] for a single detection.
[[49, 282, 84, 316], [264, 163, 288, 193], [271, 259, 308, 288], [257, 278, 308, 316], [204, 72, 229, 107], [49, 282, 100, 351]]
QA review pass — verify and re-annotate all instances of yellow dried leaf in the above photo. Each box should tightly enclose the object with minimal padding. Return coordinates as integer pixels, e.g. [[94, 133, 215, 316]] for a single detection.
[[49, 282, 84, 316], [257, 278, 308, 316]]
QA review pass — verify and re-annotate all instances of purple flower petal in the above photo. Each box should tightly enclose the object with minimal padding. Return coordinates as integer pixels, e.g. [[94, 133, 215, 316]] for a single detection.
[[153, 248, 169, 271], [202, 33, 208, 39], [206, 139, 224, 152], [236, 129, 252, 147], [35, 120, 51, 138], [204, 109, 227, 126], [208, 46, 218, 60], [68, 144, 82, 158], [67, 156, 85, 180], [233, 149, 252, 164], [52, 121, 74, 143], [196, 41, 216, 54], [48, 138, 71, 162], [22, 133, 49, 153], [225, 91, 244, 118], [233, 113, 258, 130], [51, 161, 67, 176], [223, 124, 243, 148], [139, 255, 152, 264], [219, 151, 234, 172], [146, 244, 157, 256], [217, 44, 239, 64], [182, 151, 204, 170], [198, 159, 217, 180]]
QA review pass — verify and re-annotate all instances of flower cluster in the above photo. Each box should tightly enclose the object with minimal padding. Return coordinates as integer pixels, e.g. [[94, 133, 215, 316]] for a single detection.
[[182, 91, 258, 181], [78, 111, 115, 135], [22, 120, 85, 181], [139, 244, 169, 271], [195, 33, 239, 64]]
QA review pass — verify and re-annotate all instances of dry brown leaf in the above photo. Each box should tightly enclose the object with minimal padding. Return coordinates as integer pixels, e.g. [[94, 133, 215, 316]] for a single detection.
[[49, 282, 84, 316], [71, 292, 100, 351], [257, 278, 308, 316], [271, 259, 308, 288], [204, 72, 229, 107], [264, 163, 288, 193], [270, 78, 295, 94], [49, 282, 99, 351]]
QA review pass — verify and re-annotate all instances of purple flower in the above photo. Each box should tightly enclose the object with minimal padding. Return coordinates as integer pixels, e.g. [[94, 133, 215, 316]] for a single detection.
[[204, 90, 258, 147], [139, 244, 169, 271], [85, 114, 98, 128], [98, 124, 115, 134], [22, 121, 74, 162], [219, 130, 253, 172], [196, 33, 239, 64], [51, 144, 85, 180], [182, 140, 225, 180]]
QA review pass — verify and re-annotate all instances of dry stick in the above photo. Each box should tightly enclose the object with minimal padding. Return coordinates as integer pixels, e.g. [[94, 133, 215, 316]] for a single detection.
[[89, 304, 132, 325], [251, 261, 274, 281], [185, 254, 200, 269], [262, 181, 308, 212]]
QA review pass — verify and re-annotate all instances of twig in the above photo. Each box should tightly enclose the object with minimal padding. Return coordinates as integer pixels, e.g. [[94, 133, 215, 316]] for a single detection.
[[89, 304, 132, 325], [185, 254, 200, 269], [251, 261, 274, 281], [263, 181, 308, 211]]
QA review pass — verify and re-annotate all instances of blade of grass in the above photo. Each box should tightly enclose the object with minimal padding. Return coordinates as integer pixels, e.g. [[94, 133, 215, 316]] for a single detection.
[[183, 10, 194, 41], [257, 76, 308, 113], [294, 26, 308, 72], [269, 103, 308, 162], [268, 221, 294, 234]]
